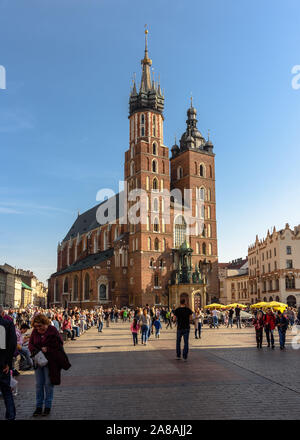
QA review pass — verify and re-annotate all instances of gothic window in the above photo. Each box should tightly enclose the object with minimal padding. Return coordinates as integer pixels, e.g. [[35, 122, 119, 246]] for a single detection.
[[200, 164, 205, 177], [152, 177, 158, 190], [63, 277, 69, 293], [154, 275, 159, 287], [208, 243, 212, 255], [199, 187, 205, 200], [148, 237, 151, 250], [207, 189, 211, 201], [207, 206, 211, 219], [154, 217, 159, 232], [153, 198, 159, 212], [73, 276, 78, 301], [177, 166, 183, 180], [207, 224, 212, 238], [200, 205, 205, 219], [140, 114, 145, 137], [84, 274, 90, 300], [174, 215, 187, 248], [196, 242, 200, 254], [202, 243, 206, 255], [149, 258, 154, 267], [99, 284, 107, 301], [154, 238, 159, 251], [287, 246, 292, 255], [152, 142, 157, 155], [209, 165, 212, 178], [152, 159, 157, 173], [153, 116, 156, 137]]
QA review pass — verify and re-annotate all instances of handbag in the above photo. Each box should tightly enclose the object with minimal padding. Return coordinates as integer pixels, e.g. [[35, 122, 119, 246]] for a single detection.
[[33, 350, 48, 368]]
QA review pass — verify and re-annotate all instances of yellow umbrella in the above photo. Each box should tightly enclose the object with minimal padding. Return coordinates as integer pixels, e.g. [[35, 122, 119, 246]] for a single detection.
[[205, 303, 224, 309], [225, 303, 247, 309], [267, 301, 287, 309], [250, 302, 269, 309]]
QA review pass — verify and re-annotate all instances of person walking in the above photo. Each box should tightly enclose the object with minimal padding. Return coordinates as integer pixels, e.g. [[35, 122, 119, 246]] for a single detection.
[[0, 306, 17, 420], [263, 308, 276, 349], [130, 318, 140, 346], [253, 311, 264, 348], [29, 314, 71, 417], [173, 298, 193, 361], [166, 309, 173, 329], [276, 311, 289, 350], [193, 308, 202, 339], [227, 308, 234, 328], [139, 309, 151, 345], [212, 308, 219, 329], [154, 317, 162, 338], [235, 305, 242, 329]]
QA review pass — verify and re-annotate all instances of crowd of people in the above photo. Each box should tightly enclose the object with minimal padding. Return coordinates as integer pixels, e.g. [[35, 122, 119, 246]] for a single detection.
[[0, 302, 299, 420]]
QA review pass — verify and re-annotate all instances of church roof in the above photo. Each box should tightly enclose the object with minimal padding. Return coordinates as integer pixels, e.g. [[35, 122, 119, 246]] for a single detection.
[[62, 192, 124, 243], [53, 248, 114, 277]]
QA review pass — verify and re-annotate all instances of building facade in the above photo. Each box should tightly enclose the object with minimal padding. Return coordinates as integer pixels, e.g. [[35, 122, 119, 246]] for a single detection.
[[48, 32, 219, 309], [219, 258, 249, 305], [248, 223, 300, 306]]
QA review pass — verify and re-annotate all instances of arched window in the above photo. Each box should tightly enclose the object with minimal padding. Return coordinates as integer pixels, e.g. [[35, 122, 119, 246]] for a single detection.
[[154, 217, 159, 232], [73, 276, 78, 301], [199, 187, 205, 200], [200, 164, 205, 177], [177, 166, 183, 180], [64, 277, 69, 293], [153, 116, 156, 137], [152, 142, 157, 155], [174, 215, 187, 248], [153, 198, 159, 212], [149, 258, 154, 267], [202, 243, 207, 255], [154, 238, 159, 251], [140, 114, 145, 137], [148, 237, 151, 250], [84, 274, 90, 300], [152, 159, 157, 173], [196, 242, 200, 254], [99, 284, 107, 301], [208, 243, 212, 255], [152, 177, 158, 190]]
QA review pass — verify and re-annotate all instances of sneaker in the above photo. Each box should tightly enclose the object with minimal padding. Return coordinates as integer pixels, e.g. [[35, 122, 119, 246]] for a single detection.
[[176, 356, 181, 360], [183, 358, 188, 362], [42, 408, 51, 416], [32, 407, 42, 417]]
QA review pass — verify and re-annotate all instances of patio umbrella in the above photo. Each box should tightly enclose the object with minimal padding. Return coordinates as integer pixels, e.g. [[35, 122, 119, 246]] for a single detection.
[[205, 303, 224, 309], [225, 303, 247, 309], [250, 302, 269, 309], [267, 301, 287, 309]]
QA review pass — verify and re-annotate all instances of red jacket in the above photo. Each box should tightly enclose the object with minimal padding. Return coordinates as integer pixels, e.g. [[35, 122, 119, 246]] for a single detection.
[[263, 313, 276, 330], [29, 325, 71, 385]]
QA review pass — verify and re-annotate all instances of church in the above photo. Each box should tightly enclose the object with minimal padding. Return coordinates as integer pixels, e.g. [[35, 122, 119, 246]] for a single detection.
[[48, 31, 219, 310]]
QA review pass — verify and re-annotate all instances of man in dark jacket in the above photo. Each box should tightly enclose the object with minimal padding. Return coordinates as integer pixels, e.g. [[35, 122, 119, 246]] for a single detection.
[[0, 306, 17, 420], [276, 311, 289, 350]]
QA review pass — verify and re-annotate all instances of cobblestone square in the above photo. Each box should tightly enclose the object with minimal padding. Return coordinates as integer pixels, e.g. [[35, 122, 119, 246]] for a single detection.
[[5, 322, 300, 420]]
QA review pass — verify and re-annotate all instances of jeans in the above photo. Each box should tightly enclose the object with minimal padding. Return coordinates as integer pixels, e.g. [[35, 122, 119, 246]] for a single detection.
[[278, 328, 286, 348], [256, 328, 263, 346], [195, 323, 202, 338], [227, 318, 233, 328], [0, 371, 16, 420], [141, 325, 149, 344], [64, 328, 75, 339], [72, 326, 80, 337], [213, 316, 218, 328], [155, 329, 160, 337], [265, 327, 274, 346], [176, 328, 190, 359], [35, 366, 54, 409], [236, 316, 241, 328], [98, 321, 103, 332], [132, 332, 138, 345]]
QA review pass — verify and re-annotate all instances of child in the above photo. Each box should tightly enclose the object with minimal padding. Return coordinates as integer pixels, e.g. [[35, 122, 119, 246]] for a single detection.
[[253, 311, 264, 348], [130, 318, 140, 346], [154, 317, 162, 338]]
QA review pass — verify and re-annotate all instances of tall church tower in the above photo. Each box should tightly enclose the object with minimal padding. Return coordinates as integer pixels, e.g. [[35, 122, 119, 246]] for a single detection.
[[170, 102, 219, 302], [124, 30, 171, 306]]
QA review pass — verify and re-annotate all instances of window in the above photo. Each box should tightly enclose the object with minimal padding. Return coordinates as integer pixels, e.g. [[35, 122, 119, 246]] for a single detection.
[[73, 276, 78, 301], [208, 243, 212, 255], [154, 238, 159, 251], [174, 215, 187, 248], [274, 261, 277, 270], [202, 243, 206, 255], [207, 224, 212, 238], [286, 260, 293, 269], [177, 166, 183, 180], [63, 277, 69, 293], [149, 258, 154, 267], [154, 217, 159, 232], [152, 177, 158, 190], [199, 164, 205, 177], [152, 159, 157, 173], [287, 246, 292, 255], [274, 248, 276, 256], [99, 284, 107, 301], [199, 187, 205, 200], [84, 274, 90, 300], [207, 206, 211, 219], [163, 238, 166, 251], [140, 114, 145, 137], [153, 116, 156, 137], [154, 275, 159, 287], [152, 142, 157, 155], [286, 275, 295, 289], [148, 237, 151, 250], [153, 198, 159, 212], [268, 263, 271, 273]]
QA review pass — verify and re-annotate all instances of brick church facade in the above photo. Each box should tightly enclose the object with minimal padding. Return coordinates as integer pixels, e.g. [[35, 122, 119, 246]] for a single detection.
[[48, 32, 219, 309]]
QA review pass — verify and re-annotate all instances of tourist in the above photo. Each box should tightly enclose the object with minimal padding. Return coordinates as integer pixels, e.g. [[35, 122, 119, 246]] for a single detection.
[[227, 308, 234, 328], [62, 316, 76, 340], [224, 309, 229, 327], [104, 310, 110, 327], [253, 311, 264, 348], [130, 318, 140, 346], [173, 298, 193, 361], [0, 305, 17, 420], [276, 311, 289, 350], [166, 309, 173, 329], [98, 309, 104, 332], [29, 314, 71, 417], [154, 316, 162, 338], [212, 307, 219, 329], [235, 305, 242, 329], [193, 308, 201, 339], [263, 308, 276, 349], [139, 309, 151, 345], [16, 323, 33, 369]]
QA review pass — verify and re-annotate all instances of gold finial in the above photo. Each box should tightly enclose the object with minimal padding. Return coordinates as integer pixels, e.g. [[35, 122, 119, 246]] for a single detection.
[[144, 24, 148, 34], [190, 93, 193, 107]]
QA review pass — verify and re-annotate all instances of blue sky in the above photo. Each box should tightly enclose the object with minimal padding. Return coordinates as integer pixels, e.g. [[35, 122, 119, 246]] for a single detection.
[[0, 0, 300, 283]]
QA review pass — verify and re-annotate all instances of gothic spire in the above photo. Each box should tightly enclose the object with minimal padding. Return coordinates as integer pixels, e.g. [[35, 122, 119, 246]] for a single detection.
[[140, 28, 152, 92]]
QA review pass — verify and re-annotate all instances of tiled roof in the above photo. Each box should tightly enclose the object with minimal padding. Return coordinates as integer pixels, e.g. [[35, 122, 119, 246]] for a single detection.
[[52, 248, 114, 277]]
